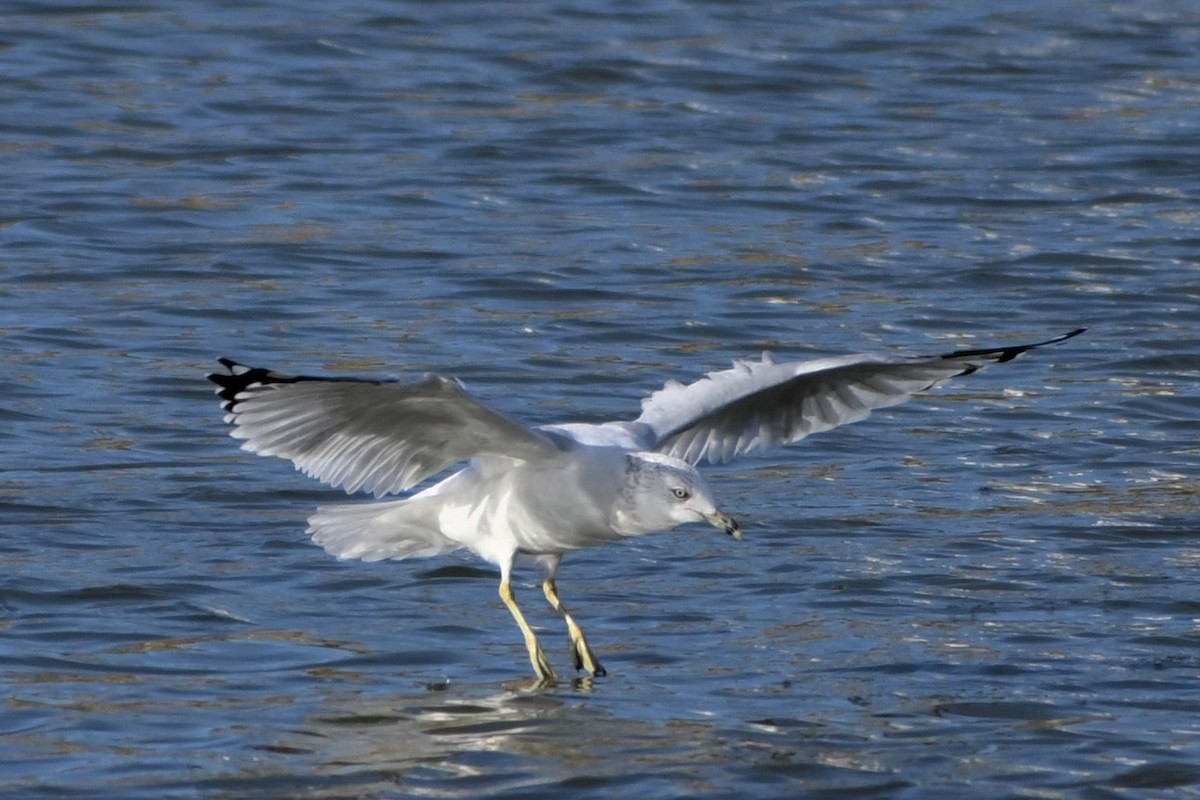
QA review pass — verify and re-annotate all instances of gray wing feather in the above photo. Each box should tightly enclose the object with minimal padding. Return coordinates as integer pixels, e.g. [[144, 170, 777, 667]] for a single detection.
[[209, 361, 559, 496], [638, 330, 1084, 466]]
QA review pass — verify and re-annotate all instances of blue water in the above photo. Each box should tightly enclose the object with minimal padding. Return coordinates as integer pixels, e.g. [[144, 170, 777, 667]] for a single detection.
[[3, 1, 1200, 797]]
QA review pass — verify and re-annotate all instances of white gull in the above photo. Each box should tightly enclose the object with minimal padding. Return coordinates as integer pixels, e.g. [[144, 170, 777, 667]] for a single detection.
[[208, 328, 1083, 684]]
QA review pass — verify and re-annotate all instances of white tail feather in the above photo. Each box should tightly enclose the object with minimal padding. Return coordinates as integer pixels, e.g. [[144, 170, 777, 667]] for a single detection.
[[306, 498, 458, 562]]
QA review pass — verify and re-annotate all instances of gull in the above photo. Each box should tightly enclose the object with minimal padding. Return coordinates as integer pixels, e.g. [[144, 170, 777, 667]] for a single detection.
[[208, 328, 1083, 684]]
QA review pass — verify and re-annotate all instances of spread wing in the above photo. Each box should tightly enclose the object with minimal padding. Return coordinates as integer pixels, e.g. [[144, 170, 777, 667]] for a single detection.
[[635, 329, 1085, 465], [208, 360, 559, 496]]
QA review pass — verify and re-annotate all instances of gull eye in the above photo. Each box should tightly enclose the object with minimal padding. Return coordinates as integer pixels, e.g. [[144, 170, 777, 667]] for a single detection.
[[672, 487, 690, 500]]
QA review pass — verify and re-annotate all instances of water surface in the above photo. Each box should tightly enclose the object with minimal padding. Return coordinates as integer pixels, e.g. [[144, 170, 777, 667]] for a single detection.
[[3, 1, 1200, 797]]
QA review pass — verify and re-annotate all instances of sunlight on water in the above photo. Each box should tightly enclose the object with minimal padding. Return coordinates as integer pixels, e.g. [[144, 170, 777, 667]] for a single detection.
[[2, 0, 1199, 797]]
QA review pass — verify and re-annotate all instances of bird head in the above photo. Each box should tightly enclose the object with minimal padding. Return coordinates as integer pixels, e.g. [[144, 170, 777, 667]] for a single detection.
[[612, 452, 741, 539]]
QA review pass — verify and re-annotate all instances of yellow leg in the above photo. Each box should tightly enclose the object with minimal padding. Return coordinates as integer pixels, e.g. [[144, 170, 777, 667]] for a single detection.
[[543, 578, 606, 677], [499, 579, 557, 684]]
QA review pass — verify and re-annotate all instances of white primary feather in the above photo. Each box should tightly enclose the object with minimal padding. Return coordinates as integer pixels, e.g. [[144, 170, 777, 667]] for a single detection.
[[211, 363, 559, 497], [635, 329, 1085, 465]]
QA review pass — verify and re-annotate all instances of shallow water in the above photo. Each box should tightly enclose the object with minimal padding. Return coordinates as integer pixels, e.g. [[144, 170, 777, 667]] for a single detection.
[[3, 1, 1200, 798]]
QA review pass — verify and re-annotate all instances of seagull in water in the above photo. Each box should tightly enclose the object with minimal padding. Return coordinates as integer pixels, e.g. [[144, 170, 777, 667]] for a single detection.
[[208, 328, 1083, 684]]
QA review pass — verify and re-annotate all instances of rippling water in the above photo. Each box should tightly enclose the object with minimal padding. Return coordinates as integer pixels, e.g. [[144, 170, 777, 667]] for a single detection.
[[4, 1, 1200, 797]]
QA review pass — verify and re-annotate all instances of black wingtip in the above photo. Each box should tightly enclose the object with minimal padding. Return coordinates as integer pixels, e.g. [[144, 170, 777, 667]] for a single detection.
[[208, 359, 263, 409], [206, 359, 389, 412], [206, 358, 302, 411], [942, 328, 1086, 365]]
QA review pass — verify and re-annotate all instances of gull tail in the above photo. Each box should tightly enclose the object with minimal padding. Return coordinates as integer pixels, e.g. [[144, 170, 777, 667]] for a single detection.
[[307, 497, 459, 562]]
